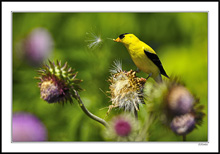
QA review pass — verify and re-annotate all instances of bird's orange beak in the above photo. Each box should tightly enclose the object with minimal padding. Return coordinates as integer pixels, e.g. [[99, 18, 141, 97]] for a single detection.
[[113, 37, 121, 42]]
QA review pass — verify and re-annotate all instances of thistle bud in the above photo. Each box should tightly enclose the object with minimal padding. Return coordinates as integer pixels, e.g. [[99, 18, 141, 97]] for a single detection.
[[12, 112, 47, 142], [107, 60, 146, 115], [36, 60, 83, 104]]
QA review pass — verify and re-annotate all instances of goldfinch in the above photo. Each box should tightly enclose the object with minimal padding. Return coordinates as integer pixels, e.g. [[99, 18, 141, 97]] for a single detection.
[[114, 33, 169, 82]]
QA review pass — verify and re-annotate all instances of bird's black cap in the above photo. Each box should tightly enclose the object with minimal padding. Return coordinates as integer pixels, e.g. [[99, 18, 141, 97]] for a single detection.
[[119, 33, 130, 39]]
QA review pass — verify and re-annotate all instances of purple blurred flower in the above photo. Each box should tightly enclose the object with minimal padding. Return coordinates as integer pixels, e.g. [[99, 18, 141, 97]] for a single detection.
[[12, 112, 47, 142], [167, 85, 194, 115], [114, 118, 132, 137], [105, 114, 138, 141], [24, 28, 54, 65], [170, 113, 195, 135]]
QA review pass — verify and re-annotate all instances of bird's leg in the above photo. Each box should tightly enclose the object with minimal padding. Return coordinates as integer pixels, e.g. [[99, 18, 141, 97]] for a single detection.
[[136, 67, 140, 73], [146, 73, 152, 80]]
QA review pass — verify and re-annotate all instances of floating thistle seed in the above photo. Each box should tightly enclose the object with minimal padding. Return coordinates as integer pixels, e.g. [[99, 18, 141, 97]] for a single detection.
[[85, 30, 103, 50], [107, 60, 146, 115], [36, 60, 83, 104], [12, 112, 47, 142], [170, 113, 195, 135]]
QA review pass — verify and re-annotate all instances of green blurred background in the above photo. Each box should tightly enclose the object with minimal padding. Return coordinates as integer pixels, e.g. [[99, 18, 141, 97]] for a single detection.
[[13, 12, 208, 141]]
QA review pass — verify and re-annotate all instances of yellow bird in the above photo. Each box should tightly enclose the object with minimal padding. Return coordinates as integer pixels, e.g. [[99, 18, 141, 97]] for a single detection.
[[114, 33, 169, 82]]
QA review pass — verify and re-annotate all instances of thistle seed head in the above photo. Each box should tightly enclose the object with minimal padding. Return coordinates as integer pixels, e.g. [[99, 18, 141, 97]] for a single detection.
[[107, 60, 146, 114]]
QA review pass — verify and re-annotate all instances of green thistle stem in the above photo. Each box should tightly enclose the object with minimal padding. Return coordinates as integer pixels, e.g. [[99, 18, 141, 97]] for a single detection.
[[183, 135, 186, 141], [74, 90, 109, 128]]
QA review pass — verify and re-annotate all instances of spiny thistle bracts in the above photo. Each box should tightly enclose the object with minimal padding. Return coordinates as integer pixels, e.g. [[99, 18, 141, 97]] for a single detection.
[[36, 60, 83, 104], [107, 60, 146, 115]]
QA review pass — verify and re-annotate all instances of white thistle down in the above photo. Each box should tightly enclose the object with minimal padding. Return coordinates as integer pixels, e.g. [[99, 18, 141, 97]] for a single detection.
[[85, 31, 103, 50], [107, 60, 146, 115], [109, 60, 122, 74]]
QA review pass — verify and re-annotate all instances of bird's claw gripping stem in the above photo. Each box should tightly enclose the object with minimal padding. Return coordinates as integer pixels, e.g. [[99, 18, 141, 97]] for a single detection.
[[146, 73, 152, 80]]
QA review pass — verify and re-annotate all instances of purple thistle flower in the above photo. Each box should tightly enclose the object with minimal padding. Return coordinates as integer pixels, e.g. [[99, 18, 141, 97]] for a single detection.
[[114, 118, 132, 137], [24, 28, 54, 65], [40, 78, 68, 104], [12, 112, 47, 142], [105, 114, 139, 141]]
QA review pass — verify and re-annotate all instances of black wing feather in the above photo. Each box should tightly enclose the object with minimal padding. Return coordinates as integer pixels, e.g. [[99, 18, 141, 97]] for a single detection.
[[144, 50, 169, 78]]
